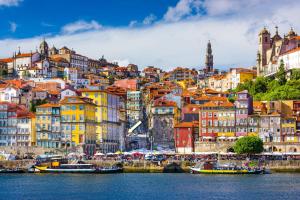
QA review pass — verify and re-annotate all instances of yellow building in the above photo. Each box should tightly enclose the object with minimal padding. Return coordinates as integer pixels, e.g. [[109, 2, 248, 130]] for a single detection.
[[79, 89, 108, 144], [60, 96, 96, 154], [282, 117, 298, 142], [79, 89, 121, 153], [30, 116, 36, 146]]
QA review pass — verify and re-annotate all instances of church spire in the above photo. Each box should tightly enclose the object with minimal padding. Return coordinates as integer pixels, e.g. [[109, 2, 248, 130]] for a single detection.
[[205, 40, 213, 72]]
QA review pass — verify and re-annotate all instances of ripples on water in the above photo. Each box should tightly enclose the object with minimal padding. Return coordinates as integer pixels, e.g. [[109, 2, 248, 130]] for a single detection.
[[0, 173, 299, 200]]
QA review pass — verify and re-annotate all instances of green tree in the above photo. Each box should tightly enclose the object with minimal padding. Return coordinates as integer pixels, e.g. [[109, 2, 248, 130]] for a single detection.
[[291, 69, 300, 80], [276, 59, 287, 85], [253, 76, 268, 94], [233, 136, 264, 155], [30, 99, 48, 112]]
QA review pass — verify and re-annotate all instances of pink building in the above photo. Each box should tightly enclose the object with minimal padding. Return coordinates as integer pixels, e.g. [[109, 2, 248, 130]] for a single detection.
[[114, 79, 139, 90]]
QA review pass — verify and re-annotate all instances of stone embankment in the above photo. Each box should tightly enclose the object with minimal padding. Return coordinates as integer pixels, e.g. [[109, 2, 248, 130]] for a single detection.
[[2, 159, 300, 173]]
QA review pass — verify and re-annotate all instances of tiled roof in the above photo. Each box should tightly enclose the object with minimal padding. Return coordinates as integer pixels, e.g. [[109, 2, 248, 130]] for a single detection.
[[37, 103, 60, 108], [174, 121, 199, 128]]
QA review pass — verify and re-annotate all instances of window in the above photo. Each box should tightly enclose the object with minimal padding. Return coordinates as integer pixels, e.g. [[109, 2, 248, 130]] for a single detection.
[[72, 105, 76, 110], [79, 105, 84, 110]]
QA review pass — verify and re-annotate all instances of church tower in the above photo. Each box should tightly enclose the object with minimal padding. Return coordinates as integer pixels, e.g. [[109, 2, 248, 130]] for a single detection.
[[205, 40, 213, 72], [39, 38, 49, 59], [257, 27, 271, 76]]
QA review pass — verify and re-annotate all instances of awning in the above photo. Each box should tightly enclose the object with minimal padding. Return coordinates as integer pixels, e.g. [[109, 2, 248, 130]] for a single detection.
[[228, 137, 237, 139], [194, 152, 218, 155], [218, 136, 226, 139], [202, 136, 213, 139]]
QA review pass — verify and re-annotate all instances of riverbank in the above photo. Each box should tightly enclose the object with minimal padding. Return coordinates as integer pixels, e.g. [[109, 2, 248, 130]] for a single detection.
[[2, 159, 300, 173]]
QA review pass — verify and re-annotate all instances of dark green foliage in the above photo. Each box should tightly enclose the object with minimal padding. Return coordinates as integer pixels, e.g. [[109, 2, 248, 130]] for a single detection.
[[291, 69, 300, 80], [276, 60, 287, 85], [233, 136, 264, 154], [234, 67, 300, 100], [30, 99, 48, 112]]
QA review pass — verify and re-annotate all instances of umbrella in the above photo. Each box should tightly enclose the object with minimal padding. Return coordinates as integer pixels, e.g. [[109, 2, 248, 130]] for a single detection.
[[115, 151, 123, 155], [94, 152, 104, 156]]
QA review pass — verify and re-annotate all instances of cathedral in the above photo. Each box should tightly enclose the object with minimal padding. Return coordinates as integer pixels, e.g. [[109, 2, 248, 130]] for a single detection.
[[257, 26, 300, 77]]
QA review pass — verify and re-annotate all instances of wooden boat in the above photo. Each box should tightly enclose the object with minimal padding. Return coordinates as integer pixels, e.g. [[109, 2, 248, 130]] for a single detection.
[[0, 168, 25, 173], [35, 163, 97, 173], [190, 161, 264, 174], [34, 160, 123, 174]]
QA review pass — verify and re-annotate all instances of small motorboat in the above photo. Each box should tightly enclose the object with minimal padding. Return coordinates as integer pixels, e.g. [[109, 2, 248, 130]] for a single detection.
[[97, 166, 123, 174]]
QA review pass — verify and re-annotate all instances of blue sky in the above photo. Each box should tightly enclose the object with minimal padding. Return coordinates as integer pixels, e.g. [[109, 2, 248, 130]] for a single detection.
[[0, 0, 179, 38], [0, 0, 300, 70]]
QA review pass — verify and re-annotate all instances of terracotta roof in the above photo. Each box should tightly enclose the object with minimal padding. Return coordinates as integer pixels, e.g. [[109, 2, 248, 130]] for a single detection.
[[174, 121, 199, 128], [281, 47, 300, 56], [253, 101, 263, 109], [37, 103, 60, 108], [60, 96, 96, 106], [0, 58, 13, 63], [16, 53, 32, 58], [201, 100, 234, 108], [153, 99, 177, 107], [194, 95, 227, 101]]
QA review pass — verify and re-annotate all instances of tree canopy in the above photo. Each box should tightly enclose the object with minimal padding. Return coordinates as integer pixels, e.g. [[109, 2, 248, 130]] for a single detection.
[[233, 136, 264, 154], [234, 68, 300, 101], [276, 59, 287, 85]]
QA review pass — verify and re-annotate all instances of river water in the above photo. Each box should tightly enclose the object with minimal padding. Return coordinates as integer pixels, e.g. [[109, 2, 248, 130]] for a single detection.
[[0, 173, 299, 200]]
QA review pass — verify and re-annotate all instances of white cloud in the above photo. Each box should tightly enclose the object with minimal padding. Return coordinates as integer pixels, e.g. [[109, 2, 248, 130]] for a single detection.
[[0, 0, 21, 7], [143, 14, 157, 25], [61, 20, 102, 34], [163, 0, 202, 22], [129, 20, 138, 27], [9, 22, 17, 33], [0, 0, 300, 71]]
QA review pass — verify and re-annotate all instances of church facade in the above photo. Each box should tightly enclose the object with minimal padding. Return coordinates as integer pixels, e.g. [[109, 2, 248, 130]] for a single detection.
[[257, 27, 300, 77]]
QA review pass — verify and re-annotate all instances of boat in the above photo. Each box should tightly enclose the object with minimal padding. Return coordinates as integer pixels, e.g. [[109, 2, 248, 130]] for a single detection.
[[35, 163, 97, 173], [98, 166, 123, 174], [0, 168, 25, 173], [34, 160, 123, 174], [190, 161, 264, 174]]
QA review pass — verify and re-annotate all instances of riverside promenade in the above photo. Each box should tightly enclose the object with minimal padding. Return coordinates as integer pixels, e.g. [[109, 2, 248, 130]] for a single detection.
[[2, 159, 300, 173]]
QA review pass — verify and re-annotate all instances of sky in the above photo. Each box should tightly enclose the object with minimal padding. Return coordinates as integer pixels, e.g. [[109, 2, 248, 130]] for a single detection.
[[0, 0, 300, 70]]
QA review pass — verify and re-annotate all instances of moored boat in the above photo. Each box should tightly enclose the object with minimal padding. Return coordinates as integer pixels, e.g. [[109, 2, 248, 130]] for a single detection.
[[190, 161, 264, 174], [0, 168, 25, 173], [97, 166, 123, 174], [34, 159, 123, 174], [35, 163, 97, 173]]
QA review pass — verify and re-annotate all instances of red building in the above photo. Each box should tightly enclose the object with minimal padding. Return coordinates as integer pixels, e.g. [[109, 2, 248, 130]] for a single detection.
[[174, 121, 199, 153]]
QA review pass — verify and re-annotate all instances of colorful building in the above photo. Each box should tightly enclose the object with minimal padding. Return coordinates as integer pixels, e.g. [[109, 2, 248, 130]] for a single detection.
[[36, 103, 61, 148], [0, 102, 34, 147], [80, 89, 121, 153], [60, 96, 96, 155], [174, 121, 199, 153], [235, 90, 253, 137]]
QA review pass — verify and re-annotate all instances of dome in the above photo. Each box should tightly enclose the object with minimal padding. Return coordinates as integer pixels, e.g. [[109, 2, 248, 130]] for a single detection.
[[287, 27, 297, 37], [50, 45, 57, 51], [259, 27, 269, 35], [40, 39, 49, 49]]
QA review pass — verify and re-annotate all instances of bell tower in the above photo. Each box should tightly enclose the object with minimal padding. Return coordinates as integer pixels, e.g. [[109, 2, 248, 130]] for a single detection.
[[257, 27, 271, 76], [205, 40, 213, 72]]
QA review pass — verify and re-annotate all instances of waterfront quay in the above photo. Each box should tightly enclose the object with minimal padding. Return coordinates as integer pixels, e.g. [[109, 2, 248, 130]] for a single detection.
[[2, 154, 300, 173]]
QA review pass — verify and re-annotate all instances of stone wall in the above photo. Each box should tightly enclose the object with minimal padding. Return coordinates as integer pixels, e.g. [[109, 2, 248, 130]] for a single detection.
[[195, 141, 300, 153]]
